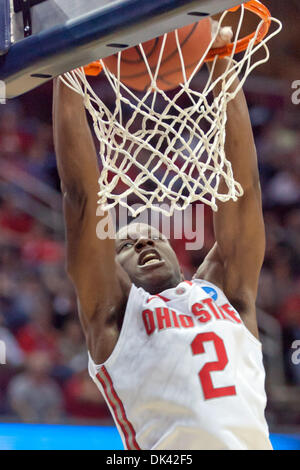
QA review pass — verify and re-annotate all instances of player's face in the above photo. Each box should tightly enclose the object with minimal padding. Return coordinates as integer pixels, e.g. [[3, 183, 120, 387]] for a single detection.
[[115, 223, 183, 294]]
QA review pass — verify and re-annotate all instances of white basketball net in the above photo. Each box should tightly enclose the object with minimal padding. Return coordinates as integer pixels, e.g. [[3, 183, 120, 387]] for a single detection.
[[61, 5, 281, 217]]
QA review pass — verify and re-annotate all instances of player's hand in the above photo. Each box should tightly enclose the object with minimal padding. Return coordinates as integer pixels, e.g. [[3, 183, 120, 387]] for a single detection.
[[211, 19, 233, 49]]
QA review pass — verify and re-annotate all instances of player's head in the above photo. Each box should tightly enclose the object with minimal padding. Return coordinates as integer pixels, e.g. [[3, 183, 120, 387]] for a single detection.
[[116, 223, 184, 294]]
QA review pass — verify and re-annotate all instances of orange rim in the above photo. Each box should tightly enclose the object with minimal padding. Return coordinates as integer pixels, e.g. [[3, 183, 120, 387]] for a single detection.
[[205, 0, 271, 61], [84, 61, 103, 76], [83, 0, 271, 75]]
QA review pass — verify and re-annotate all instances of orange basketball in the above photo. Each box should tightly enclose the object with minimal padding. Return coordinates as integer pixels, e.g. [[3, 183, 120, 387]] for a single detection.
[[102, 19, 212, 92]]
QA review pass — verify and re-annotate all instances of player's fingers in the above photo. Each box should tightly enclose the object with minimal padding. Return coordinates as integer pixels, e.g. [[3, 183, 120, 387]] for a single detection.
[[219, 26, 233, 44], [210, 19, 233, 49]]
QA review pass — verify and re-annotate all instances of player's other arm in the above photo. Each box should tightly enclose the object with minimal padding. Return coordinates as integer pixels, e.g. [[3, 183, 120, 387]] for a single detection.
[[196, 58, 265, 337], [53, 79, 131, 352]]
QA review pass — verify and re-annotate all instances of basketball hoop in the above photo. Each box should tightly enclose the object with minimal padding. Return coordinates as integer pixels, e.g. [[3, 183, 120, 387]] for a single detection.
[[61, 0, 282, 217], [206, 0, 272, 61], [83, 1, 272, 75]]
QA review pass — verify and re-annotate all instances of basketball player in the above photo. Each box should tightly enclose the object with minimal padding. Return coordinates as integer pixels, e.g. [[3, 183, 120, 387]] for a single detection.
[[52, 23, 272, 450]]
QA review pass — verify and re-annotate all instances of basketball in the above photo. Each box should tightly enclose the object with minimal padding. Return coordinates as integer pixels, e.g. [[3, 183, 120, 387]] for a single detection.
[[102, 19, 212, 92]]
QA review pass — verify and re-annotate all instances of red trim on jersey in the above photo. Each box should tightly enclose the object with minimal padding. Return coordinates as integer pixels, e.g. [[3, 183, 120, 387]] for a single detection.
[[156, 294, 170, 302], [146, 281, 193, 304], [96, 367, 140, 450], [147, 294, 170, 303]]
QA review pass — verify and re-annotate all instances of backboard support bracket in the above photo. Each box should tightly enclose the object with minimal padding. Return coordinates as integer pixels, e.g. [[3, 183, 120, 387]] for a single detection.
[[13, 0, 48, 13], [14, 0, 33, 37]]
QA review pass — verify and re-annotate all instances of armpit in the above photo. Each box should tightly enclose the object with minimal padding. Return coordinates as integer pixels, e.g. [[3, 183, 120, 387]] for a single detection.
[[193, 259, 224, 290]]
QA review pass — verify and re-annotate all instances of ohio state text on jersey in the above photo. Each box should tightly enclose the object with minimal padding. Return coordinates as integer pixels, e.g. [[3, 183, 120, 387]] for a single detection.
[[88, 279, 272, 450]]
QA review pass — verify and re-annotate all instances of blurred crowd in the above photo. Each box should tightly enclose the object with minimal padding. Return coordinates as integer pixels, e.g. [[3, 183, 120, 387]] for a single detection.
[[0, 102, 111, 424], [0, 2, 299, 426]]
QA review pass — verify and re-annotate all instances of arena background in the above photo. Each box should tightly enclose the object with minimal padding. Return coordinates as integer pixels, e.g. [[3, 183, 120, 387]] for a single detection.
[[0, 0, 299, 450]]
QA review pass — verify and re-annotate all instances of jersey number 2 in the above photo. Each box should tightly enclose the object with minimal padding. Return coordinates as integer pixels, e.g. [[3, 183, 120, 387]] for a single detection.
[[191, 332, 236, 400]]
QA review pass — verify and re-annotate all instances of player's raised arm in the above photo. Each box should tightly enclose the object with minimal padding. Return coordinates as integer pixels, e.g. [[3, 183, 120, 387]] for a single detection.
[[196, 56, 265, 338], [214, 57, 265, 330], [52, 78, 131, 342]]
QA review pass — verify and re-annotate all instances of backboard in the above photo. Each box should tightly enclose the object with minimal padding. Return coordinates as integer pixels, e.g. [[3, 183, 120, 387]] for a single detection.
[[0, 0, 247, 98]]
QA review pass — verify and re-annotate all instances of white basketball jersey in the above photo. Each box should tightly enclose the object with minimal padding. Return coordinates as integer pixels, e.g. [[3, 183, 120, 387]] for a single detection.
[[88, 279, 272, 450]]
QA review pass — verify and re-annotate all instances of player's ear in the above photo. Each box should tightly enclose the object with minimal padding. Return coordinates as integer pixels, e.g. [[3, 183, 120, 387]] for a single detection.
[[180, 269, 185, 281]]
